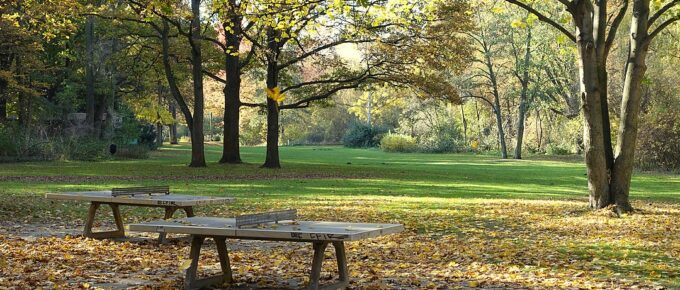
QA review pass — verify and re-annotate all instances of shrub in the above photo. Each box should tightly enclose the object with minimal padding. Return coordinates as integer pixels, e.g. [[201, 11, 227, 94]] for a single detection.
[[636, 112, 680, 171], [380, 134, 417, 153], [418, 121, 464, 153], [545, 143, 571, 155], [139, 124, 158, 149], [113, 144, 150, 160], [67, 138, 110, 161], [342, 122, 387, 148], [0, 125, 18, 157]]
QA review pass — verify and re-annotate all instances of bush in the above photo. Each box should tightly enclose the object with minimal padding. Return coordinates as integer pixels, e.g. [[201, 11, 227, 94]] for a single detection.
[[67, 138, 110, 161], [545, 143, 571, 155], [636, 112, 680, 171], [342, 122, 387, 148], [139, 124, 158, 149], [113, 144, 150, 160], [380, 134, 417, 153], [418, 121, 464, 153], [0, 125, 18, 157]]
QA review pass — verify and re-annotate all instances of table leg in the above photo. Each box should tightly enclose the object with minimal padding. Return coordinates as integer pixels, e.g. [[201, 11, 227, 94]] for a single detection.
[[215, 237, 233, 283], [83, 202, 125, 239], [83, 202, 100, 237], [183, 206, 195, 217], [309, 242, 329, 290], [110, 204, 125, 237], [308, 241, 350, 290], [184, 235, 233, 290], [184, 235, 204, 290], [159, 206, 179, 243], [333, 242, 349, 285]]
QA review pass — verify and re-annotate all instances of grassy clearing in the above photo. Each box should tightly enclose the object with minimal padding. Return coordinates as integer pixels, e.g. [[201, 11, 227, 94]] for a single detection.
[[0, 144, 678, 289]]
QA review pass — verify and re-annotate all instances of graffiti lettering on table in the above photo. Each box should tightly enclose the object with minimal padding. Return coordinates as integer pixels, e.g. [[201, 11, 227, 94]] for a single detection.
[[289, 232, 350, 240], [157, 201, 177, 206]]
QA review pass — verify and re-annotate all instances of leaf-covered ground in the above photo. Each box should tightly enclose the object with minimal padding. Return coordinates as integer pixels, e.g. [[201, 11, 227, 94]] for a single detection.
[[0, 145, 678, 289]]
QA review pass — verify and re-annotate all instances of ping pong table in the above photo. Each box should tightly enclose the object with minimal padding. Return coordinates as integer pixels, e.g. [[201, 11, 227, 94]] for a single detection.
[[45, 187, 235, 240], [129, 210, 404, 290]]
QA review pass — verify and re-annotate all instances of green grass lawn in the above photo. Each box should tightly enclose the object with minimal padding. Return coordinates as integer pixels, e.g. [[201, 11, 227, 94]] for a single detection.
[[1, 144, 678, 289], [1, 143, 678, 202]]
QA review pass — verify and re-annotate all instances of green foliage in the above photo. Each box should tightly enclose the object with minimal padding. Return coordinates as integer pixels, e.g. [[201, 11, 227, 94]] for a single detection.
[[380, 133, 417, 153], [66, 138, 110, 161], [546, 143, 572, 156], [418, 120, 464, 153], [113, 144, 150, 160], [342, 121, 387, 148], [636, 112, 680, 171], [138, 125, 158, 149]]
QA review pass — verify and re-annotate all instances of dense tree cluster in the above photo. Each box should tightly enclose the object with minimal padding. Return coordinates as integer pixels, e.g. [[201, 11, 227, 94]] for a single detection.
[[1, 0, 679, 210]]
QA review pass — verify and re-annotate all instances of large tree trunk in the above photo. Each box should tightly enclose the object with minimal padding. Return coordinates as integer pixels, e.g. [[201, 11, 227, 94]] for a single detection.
[[573, 1, 611, 209], [156, 123, 164, 146], [262, 28, 281, 169], [460, 104, 467, 141], [513, 29, 532, 159], [0, 95, 6, 122], [0, 81, 6, 122], [85, 13, 96, 132], [492, 95, 508, 159], [514, 92, 528, 159], [15, 56, 30, 127], [594, 0, 615, 172], [219, 13, 243, 164], [169, 101, 178, 144], [610, 0, 650, 213], [188, 0, 206, 167], [0, 54, 10, 122], [484, 50, 508, 159], [159, 20, 202, 166]]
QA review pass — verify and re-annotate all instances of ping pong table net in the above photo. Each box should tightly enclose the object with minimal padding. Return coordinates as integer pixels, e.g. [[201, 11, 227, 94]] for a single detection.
[[111, 186, 170, 197], [235, 209, 297, 228]]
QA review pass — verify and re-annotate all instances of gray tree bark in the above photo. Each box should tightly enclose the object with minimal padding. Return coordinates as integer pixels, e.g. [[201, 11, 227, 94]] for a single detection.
[[512, 28, 532, 159], [85, 12, 96, 131], [610, 0, 651, 213], [188, 0, 206, 167]]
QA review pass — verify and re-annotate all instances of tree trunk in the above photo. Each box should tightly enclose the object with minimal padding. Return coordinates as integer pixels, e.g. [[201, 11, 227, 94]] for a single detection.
[[0, 54, 9, 123], [262, 28, 281, 169], [610, 0, 650, 213], [573, 2, 611, 209], [0, 82, 6, 123], [188, 0, 206, 167], [536, 109, 542, 150], [593, 0, 615, 172], [169, 101, 178, 144], [0, 95, 6, 122], [85, 13, 96, 131], [156, 123, 164, 146], [513, 29, 532, 159], [514, 94, 528, 159], [484, 50, 507, 159], [493, 97, 507, 158], [220, 13, 243, 164], [460, 104, 467, 142], [15, 56, 30, 127]]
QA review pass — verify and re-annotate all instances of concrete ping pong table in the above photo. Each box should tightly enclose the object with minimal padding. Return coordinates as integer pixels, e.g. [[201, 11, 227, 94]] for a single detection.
[[45, 186, 235, 240], [129, 209, 404, 290]]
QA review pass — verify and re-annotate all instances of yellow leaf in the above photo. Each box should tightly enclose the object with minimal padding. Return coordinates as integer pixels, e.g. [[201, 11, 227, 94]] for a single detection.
[[179, 259, 193, 270], [266, 87, 286, 102]]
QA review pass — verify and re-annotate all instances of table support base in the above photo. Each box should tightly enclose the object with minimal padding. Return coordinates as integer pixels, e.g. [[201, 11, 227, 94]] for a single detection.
[[308, 241, 349, 290], [158, 206, 195, 243], [184, 235, 233, 290], [83, 202, 125, 239]]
